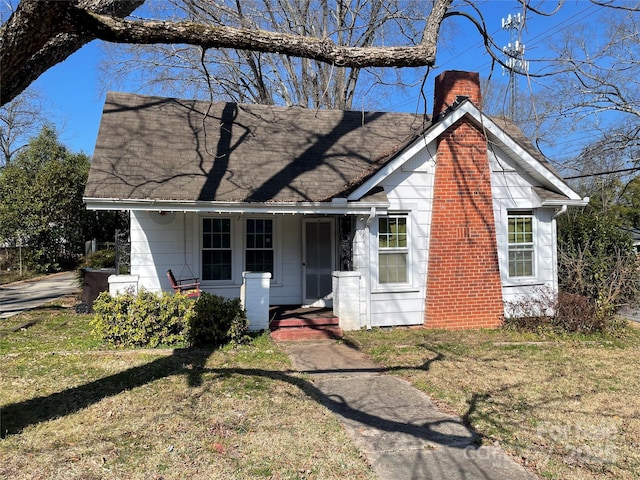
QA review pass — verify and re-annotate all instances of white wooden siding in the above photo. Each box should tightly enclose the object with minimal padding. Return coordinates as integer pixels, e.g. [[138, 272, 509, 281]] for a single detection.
[[489, 147, 560, 313], [355, 142, 437, 327], [130, 211, 196, 293], [130, 211, 304, 303], [129, 139, 563, 327]]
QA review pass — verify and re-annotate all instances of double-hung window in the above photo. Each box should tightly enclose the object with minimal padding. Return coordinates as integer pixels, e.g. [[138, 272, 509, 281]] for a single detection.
[[202, 218, 232, 281], [246, 219, 274, 276], [508, 211, 535, 277], [378, 215, 408, 284]]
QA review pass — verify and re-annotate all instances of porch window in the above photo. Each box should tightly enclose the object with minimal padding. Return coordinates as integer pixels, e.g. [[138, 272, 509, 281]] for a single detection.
[[378, 215, 408, 284], [202, 218, 232, 281], [508, 211, 535, 277], [246, 219, 274, 276]]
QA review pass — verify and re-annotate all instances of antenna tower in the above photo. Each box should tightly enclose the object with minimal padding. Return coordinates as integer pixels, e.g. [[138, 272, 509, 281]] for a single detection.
[[501, 12, 528, 117]]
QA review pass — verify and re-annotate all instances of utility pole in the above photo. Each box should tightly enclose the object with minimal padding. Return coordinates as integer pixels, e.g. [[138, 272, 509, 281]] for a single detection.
[[502, 12, 528, 118]]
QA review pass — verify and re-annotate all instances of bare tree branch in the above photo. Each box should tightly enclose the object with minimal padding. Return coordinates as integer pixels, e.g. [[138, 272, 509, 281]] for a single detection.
[[1, 0, 144, 106], [81, 10, 445, 68], [1, 0, 456, 106]]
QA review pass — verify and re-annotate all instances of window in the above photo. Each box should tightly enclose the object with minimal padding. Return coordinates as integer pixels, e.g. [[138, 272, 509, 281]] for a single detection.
[[202, 218, 232, 281], [508, 211, 534, 277], [378, 215, 408, 284], [246, 219, 274, 276]]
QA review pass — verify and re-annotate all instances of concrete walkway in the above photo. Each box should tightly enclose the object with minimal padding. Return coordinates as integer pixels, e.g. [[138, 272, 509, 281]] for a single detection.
[[619, 307, 640, 324], [280, 340, 538, 480], [0, 272, 79, 319]]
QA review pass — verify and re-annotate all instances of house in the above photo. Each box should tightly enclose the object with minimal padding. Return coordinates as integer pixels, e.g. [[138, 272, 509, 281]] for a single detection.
[[621, 227, 640, 255], [84, 70, 588, 331]]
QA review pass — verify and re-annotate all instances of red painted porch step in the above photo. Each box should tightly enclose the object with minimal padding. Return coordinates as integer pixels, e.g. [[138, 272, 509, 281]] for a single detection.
[[270, 325, 343, 341], [270, 316, 339, 329], [269, 316, 343, 341]]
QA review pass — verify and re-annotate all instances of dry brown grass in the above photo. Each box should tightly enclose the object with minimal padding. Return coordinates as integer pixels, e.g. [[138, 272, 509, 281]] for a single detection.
[[344, 326, 640, 480], [0, 298, 374, 480]]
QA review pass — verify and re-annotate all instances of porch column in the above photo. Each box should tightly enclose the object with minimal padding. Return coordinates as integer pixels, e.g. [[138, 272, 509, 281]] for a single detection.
[[332, 271, 361, 331], [241, 272, 271, 331], [108, 274, 139, 296]]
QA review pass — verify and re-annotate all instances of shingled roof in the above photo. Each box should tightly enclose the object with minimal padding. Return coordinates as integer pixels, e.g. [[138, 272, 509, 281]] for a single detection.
[[85, 92, 427, 203], [85, 92, 570, 206]]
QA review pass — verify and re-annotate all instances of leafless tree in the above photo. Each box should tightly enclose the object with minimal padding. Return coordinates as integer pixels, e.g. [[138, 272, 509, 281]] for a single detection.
[[0, 0, 451, 107], [0, 90, 47, 166], [2, 0, 578, 108], [534, 6, 640, 175], [101, 0, 428, 109]]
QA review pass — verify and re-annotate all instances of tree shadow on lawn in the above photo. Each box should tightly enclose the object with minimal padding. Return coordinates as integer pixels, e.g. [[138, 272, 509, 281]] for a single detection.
[[2, 346, 475, 454], [1, 348, 215, 437]]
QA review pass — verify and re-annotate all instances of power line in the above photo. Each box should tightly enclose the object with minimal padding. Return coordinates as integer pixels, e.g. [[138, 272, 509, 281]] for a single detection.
[[564, 165, 640, 180]]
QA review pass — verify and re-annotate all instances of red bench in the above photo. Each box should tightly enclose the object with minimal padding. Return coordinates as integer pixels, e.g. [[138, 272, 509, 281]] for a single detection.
[[166, 269, 200, 298]]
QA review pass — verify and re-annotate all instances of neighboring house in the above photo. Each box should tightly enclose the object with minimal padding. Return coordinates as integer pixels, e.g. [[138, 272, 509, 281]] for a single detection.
[[621, 227, 640, 255], [84, 70, 588, 331]]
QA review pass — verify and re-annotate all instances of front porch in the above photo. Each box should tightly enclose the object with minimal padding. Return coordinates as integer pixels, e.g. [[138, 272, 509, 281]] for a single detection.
[[269, 305, 343, 341]]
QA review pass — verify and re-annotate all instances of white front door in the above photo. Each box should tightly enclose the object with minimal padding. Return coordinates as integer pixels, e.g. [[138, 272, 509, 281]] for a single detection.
[[303, 218, 335, 307]]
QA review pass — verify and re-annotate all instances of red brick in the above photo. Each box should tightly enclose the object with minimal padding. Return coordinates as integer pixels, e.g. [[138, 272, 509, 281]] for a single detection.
[[425, 71, 504, 330]]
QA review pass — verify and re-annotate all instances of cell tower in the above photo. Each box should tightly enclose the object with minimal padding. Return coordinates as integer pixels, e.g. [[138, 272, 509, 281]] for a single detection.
[[502, 12, 529, 117]]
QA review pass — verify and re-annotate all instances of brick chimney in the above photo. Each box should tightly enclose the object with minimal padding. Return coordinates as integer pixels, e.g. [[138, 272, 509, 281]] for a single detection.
[[425, 71, 504, 329], [433, 70, 482, 118]]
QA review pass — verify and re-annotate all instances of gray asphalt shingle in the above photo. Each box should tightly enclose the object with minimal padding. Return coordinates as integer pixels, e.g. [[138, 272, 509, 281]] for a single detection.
[[85, 92, 563, 204], [85, 92, 426, 203]]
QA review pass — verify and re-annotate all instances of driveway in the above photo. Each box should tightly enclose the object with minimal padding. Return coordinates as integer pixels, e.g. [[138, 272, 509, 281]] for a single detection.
[[0, 272, 79, 319], [619, 307, 640, 324]]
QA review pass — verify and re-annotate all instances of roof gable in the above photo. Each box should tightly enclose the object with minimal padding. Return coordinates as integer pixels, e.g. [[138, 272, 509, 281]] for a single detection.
[[348, 99, 585, 204]]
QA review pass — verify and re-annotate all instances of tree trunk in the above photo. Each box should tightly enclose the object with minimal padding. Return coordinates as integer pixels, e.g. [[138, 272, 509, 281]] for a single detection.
[[1, 0, 453, 106]]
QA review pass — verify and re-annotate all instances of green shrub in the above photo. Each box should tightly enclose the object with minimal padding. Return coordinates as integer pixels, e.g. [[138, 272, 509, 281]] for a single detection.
[[83, 249, 116, 269], [91, 289, 194, 348], [190, 292, 249, 347], [91, 290, 249, 349], [558, 210, 640, 316]]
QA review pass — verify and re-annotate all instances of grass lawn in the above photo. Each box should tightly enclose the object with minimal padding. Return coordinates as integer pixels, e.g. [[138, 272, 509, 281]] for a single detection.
[[344, 325, 640, 480], [4, 295, 639, 480], [0, 296, 374, 480]]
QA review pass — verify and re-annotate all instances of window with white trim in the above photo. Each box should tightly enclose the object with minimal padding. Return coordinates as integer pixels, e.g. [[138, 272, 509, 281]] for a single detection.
[[508, 211, 535, 277], [378, 215, 408, 284], [245, 219, 274, 276], [202, 218, 232, 281]]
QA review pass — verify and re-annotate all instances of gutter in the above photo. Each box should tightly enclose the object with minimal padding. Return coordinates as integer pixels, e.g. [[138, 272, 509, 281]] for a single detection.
[[543, 195, 589, 219], [552, 205, 568, 219], [545, 196, 589, 219], [542, 197, 590, 209], [82, 197, 389, 216]]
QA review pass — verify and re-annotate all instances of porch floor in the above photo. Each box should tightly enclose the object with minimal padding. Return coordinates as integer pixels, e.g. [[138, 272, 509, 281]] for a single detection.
[[269, 305, 343, 341]]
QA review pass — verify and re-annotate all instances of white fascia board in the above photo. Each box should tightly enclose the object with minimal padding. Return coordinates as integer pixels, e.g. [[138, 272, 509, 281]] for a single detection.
[[348, 104, 497, 200], [82, 197, 388, 215], [349, 99, 584, 203], [360, 99, 588, 205], [461, 103, 583, 201], [347, 106, 477, 201]]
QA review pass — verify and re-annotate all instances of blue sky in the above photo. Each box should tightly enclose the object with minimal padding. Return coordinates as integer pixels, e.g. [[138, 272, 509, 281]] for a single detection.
[[15, 1, 603, 159]]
